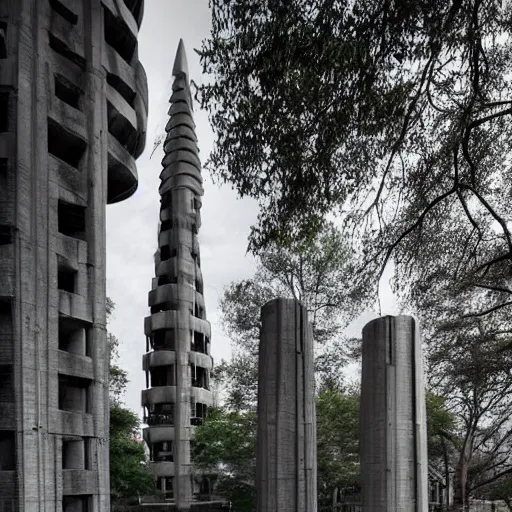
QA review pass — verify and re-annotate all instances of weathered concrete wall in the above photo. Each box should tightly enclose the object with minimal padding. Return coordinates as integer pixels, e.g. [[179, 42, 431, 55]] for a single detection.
[[256, 298, 317, 512], [0, 0, 147, 510], [360, 316, 428, 512], [141, 40, 214, 511]]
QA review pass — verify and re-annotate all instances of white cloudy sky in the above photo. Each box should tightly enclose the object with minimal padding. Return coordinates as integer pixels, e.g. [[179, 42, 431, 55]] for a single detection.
[[106, 0, 400, 415]]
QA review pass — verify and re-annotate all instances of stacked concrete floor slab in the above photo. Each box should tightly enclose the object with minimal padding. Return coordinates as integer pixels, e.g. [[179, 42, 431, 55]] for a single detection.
[[141, 40, 214, 510], [0, 1, 147, 511], [256, 299, 317, 512], [360, 315, 428, 512]]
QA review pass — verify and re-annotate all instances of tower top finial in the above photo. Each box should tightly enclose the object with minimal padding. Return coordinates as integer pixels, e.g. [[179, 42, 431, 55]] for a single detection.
[[172, 39, 189, 79]]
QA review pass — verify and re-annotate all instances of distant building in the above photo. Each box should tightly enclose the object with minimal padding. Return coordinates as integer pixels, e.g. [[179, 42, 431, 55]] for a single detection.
[[0, 1, 147, 511], [141, 40, 218, 511]]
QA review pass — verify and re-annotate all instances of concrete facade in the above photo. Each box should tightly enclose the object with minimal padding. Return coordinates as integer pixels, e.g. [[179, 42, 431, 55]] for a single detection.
[[141, 40, 214, 511], [256, 298, 317, 512], [0, 1, 147, 511], [360, 316, 428, 512]]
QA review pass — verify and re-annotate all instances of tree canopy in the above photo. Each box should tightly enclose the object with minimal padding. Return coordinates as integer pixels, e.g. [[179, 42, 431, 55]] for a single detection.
[[216, 222, 364, 408], [198, 0, 512, 318]]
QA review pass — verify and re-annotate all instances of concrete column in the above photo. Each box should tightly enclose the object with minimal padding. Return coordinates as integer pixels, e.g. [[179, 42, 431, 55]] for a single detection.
[[256, 298, 317, 512], [360, 316, 428, 512]]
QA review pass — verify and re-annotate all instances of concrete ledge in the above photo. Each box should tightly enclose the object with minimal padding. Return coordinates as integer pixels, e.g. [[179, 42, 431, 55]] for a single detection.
[[143, 425, 179, 444], [143, 350, 176, 370], [63, 469, 98, 495], [0, 244, 14, 297], [190, 387, 213, 406], [102, 44, 136, 96], [101, 0, 139, 40], [188, 352, 213, 371], [0, 471, 15, 496], [142, 386, 177, 406], [0, 403, 16, 429], [57, 350, 93, 379], [148, 461, 175, 478], [50, 410, 94, 436], [59, 291, 92, 323]]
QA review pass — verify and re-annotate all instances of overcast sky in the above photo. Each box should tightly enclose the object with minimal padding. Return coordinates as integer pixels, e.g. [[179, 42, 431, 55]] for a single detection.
[[106, 0, 400, 415]]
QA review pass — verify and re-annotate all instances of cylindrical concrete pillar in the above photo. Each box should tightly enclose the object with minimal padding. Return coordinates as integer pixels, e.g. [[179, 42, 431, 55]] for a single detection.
[[360, 315, 428, 512], [256, 298, 317, 512]]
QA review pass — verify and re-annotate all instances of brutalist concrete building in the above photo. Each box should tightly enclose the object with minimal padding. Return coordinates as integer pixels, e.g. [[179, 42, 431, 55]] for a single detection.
[[0, 1, 147, 511], [141, 41, 214, 510]]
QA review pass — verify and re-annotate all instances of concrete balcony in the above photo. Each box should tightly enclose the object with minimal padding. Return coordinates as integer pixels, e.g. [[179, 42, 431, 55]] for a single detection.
[[141, 386, 177, 407], [148, 461, 175, 478]]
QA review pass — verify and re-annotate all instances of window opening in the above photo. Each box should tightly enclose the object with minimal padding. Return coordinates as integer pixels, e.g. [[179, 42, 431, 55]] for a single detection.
[[0, 225, 12, 245], [0, 430, 15, 470], [48, 119, 87, 168], [58, 201, 86, 240], [54, 74, 82, 109], [58, 266, 77, 293], [0, 93, 9, 132], [49, 0, 78, 24]]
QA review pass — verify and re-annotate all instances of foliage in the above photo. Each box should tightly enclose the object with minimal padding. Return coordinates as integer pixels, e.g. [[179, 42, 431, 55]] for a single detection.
[[217, 222, 365, 406], [192, 408, 257, 512], [107, 297, 129, 404], [198, 0, 512, 320], [109, 404, 155, 500], [107, 299, 155, 500], [316, 386, 360, 508]]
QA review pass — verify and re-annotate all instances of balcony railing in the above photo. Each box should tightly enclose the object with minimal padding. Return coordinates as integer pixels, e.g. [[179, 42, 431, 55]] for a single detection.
[[144, 414, 174, 426]]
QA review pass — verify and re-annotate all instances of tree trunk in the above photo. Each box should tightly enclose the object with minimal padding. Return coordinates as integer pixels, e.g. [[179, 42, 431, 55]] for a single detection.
[[454, 453, 470, 512]]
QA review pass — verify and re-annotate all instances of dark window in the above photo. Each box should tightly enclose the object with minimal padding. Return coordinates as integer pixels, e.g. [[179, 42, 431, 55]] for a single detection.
[[63, 496, 90, 512], [106, 73, 135, 107], [195, 280, 203, 294], [54, 75, 82, 110], [0, 364, 13, 402], [155, 476, 174, 499], [0, 430, 15, 470], [160, 246, 177, 262], [0, 22, 7, 59], [161, 193, 172, 209], [160, 219, 172, 232], [0, 158, 7, 173], [58, 374, 91, 413], [158, 276, 171, 286], [59, 317, 89, 356], [49, 34, 85, 68], [48, 118, 87, 168], [0, 225, 12, 245], [192, 223, 198, 234], [103, 8, 137, 64], [0, 93, 9, 132], [58, 267, 77, 293], [192, 331, 206, 354], [49, 0, 78, 24], [152, 329, 175, 351], [84, 438, 91, 469], [150, 366, 175, 387], [0, 299, 13, 363], [58, 201, 86, 240], [152, 441, 173, 462]]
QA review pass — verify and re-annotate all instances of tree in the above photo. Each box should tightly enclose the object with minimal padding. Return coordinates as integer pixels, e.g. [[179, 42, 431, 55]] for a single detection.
[[424, 312, 512, 511], [197, 0, 512, 319], [192, 408, 258, 512], [107, 298, 155, 502], [110, 405, 155, 501], [316, 386, 360, 509], [216, 222, 365, 408]]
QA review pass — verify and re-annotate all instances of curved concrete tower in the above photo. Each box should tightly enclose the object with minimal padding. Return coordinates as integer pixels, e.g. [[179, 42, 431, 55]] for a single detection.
[[360, 316, 428, 512], [142, 40, 214, 510], [0, 1, 147, 511]]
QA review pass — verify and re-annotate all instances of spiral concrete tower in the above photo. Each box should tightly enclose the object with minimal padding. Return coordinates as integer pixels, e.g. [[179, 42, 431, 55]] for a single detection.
[[0, 1, 147, 511], [141, 40, 214, 510]]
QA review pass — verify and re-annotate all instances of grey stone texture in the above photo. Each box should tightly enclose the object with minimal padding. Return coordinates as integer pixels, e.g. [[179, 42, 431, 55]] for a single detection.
[[256, 298, 317, 512], [360, 315, 428, 512], [0, 0, 147, 511], [141, 40, 214, 511]]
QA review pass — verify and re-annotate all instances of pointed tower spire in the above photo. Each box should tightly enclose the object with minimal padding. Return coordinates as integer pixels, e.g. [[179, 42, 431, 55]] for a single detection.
[[142, 39, 214, 510], [172, 38, 189, 79]]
